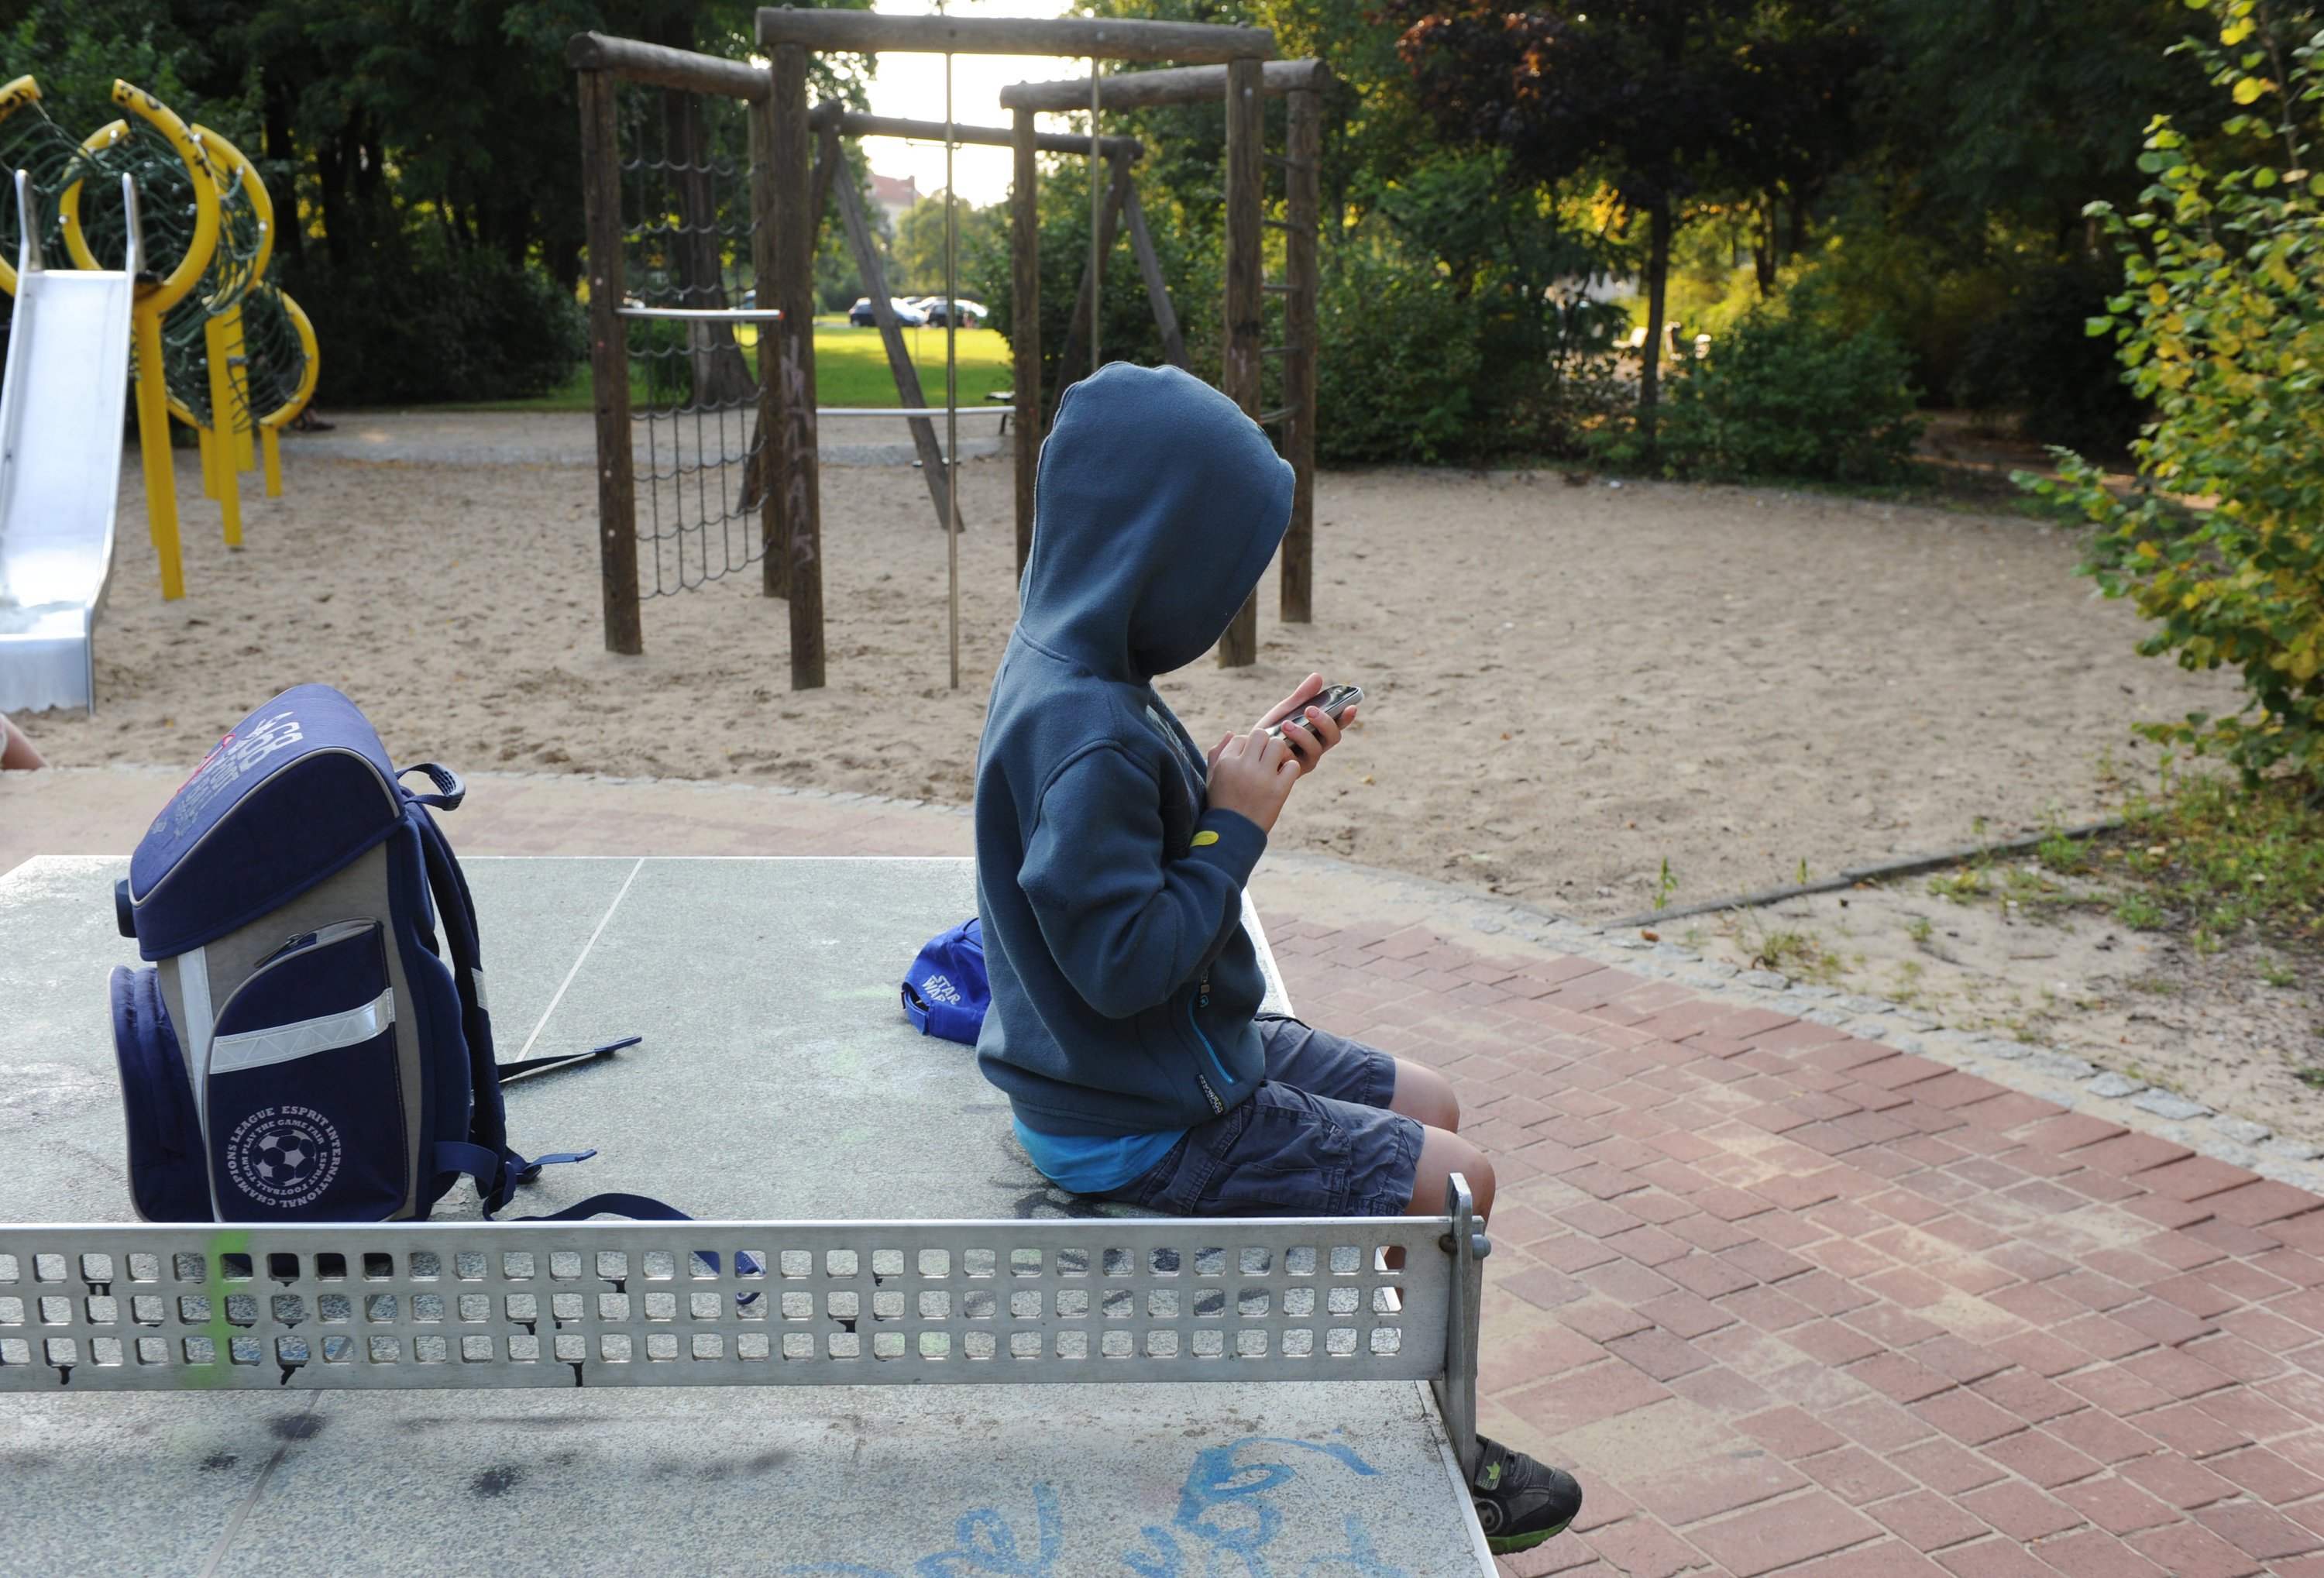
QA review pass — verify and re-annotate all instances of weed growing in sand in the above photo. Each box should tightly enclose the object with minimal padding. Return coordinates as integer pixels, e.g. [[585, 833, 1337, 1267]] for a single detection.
[[2125, 975, 2177, 995], [1906, 914, 1934, 946], [1927, 866, 1989, 903], [1741, 923, 1844, 985], [1999, 864, 2074, 918], [2037, 820, 2089, 875], [2261, 958, 2297, 988], [1655, 858, 1678, 911], [2114, 892, 2167, 930]]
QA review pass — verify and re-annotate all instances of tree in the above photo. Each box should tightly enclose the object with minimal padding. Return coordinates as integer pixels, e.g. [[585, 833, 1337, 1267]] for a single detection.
[[1862, 0, 2212, 247], [1387, 0, 1871, 432], [892, 189, 1002, 299]]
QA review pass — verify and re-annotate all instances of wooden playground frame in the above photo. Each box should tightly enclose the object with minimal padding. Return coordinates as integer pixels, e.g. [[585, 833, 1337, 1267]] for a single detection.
[[569, 12, 1325, 687], [999, 58, 1326, 662]]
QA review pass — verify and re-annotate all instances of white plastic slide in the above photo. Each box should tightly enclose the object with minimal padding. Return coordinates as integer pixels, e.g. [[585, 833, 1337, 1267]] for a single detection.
[[0, 170, 138, 714]]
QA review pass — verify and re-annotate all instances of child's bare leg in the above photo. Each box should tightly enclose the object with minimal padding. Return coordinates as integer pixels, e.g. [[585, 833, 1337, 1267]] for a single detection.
[[0, 713, 46, 771], [1402, 1125, 1496, 1222], [1387, 1057, 1459, 1131]]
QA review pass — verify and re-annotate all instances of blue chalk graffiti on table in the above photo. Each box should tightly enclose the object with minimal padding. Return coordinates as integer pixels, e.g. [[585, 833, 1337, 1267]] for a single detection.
[[768, 1435, 1405, 1578], [1126, 1436, 1398, 1577]]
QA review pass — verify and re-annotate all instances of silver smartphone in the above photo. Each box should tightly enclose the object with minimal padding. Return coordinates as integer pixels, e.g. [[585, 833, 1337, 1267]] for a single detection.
[[1266, 683, 1363, 742]]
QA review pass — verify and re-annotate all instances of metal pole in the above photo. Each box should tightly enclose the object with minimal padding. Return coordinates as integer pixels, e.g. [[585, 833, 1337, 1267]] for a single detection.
[[1089, 60, 1102, 376], [945, 33, 961, 691]]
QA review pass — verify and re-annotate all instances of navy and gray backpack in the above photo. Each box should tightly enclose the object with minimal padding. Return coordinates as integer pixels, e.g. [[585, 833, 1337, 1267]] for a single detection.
[[108, 684, 599, 1223]]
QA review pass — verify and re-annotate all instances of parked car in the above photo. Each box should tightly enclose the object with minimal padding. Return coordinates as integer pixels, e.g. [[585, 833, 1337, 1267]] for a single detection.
[[917, 297, 987, 328], [849, 296, 929, 328]]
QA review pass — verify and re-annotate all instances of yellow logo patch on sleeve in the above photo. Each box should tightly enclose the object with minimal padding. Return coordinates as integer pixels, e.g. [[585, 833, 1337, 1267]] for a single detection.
[[1191, 830, 1220, 847]]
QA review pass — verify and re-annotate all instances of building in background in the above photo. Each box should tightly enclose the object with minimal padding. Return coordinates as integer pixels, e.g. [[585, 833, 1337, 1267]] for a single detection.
[[870, 172, 921, 229]]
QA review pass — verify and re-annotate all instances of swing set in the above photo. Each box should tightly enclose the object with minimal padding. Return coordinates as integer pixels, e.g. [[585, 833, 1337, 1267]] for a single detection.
[[569, 10, 1325, 692]]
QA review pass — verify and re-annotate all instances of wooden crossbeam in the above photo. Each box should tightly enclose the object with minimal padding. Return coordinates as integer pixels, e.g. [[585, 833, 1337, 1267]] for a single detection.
[[808, 103, 1141, 160], [567, 32, 766, 100], [1000, 58, 1328, 113], [756, 10, 1272, 63]]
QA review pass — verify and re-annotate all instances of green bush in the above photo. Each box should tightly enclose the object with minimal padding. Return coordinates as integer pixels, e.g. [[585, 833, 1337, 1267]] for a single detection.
[[1313, 248, 1484, 464], [284, 239, 585, 407], [1637, 301, 1920, 481], [2023, 0, 2324, 788], [1315, 243, 1624, 466]]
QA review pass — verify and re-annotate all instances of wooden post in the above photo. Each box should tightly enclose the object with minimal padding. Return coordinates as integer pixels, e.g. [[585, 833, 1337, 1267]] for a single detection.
[[832, 163, 954, 531], [1122, 180, 1188, 372], [578, 67, 643, 657], [1012, 107, 1040, 576], [1279, 85, 1319, 624], [1048, 153, 1132, 428], [809, 124, 840, 246], [769, 43, 823, 689], [1217, 55, 1264, 668], [748, 95, 787, 599]]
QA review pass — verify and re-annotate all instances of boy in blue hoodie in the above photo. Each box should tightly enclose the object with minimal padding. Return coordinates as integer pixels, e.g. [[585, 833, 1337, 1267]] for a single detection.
[[973, 363, 1582, 1555]]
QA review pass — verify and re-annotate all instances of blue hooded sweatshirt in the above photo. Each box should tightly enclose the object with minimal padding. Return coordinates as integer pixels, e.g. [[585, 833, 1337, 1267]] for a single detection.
[[973, 363, 1294, 1183]]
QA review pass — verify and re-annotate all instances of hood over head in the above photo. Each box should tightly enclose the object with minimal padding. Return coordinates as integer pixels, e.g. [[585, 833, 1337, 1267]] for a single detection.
[[1017, 362, 1293, 681]]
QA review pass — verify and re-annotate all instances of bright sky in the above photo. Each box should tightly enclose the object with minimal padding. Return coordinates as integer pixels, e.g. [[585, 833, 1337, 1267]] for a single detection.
[[854, 0, 1090, 208]]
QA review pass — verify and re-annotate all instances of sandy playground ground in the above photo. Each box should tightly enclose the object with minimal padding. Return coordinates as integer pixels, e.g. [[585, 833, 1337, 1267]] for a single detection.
[[21, 425, 2236, 918]]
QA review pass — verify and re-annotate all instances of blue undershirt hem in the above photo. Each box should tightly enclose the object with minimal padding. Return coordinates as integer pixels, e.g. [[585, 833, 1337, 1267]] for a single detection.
[[1012, 1118, 1187, 1195]]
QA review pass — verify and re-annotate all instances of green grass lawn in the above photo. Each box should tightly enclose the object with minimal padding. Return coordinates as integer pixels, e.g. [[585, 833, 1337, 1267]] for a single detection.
[[426, 325, 1012, 414]]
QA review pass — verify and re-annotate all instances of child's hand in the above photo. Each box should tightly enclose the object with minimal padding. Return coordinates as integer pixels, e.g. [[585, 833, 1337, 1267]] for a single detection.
[[1257, 672, 1358, 775], [1205, 728, 1300, 834]]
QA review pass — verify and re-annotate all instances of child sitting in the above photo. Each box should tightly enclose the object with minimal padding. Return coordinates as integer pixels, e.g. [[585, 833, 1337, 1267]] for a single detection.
[[971, 363, 1582, 1556]]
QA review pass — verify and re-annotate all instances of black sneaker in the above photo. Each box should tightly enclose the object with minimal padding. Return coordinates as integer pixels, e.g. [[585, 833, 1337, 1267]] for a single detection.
[[1470, 1435, 1583, 1554]]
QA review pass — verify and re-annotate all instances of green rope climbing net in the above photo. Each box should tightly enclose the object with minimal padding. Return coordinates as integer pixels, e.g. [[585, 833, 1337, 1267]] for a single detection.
[[0, 83, 311, 431]]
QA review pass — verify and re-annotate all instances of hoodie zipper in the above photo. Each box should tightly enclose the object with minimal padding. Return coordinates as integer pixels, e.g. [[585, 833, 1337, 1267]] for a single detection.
[[1186, 969, 1236, 1092]]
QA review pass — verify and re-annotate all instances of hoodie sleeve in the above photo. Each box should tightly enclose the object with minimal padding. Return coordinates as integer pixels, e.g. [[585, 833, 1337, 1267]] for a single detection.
[[1018, 744, 1267, 1019]]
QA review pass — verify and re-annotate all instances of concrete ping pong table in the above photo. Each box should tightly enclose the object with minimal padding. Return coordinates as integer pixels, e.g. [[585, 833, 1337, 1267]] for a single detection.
[[0, 854, 1498, 1575]]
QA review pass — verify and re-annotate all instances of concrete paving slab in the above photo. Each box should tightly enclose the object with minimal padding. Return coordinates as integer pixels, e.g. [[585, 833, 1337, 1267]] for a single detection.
[[0, 854, 1489, 1576]]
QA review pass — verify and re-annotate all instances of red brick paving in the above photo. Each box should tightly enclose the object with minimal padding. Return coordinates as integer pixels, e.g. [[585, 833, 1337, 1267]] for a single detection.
[[1264, 915, 2324, 1578]]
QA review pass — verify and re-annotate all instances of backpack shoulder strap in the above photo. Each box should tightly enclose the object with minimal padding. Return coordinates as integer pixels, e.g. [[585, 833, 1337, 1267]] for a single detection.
[[404, 782, 526, 1212], [404, 777, 610, 1215]]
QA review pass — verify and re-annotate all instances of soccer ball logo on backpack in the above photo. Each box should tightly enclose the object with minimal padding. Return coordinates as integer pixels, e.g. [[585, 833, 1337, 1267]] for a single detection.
[[225, 1106, 344, 1209]]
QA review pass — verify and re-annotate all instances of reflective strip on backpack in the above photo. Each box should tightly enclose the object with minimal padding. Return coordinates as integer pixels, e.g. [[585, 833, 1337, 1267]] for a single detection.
[[209, 988, 397, 1075], [180, 947, 215, 1133], [177, 947, 224, 1220]]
